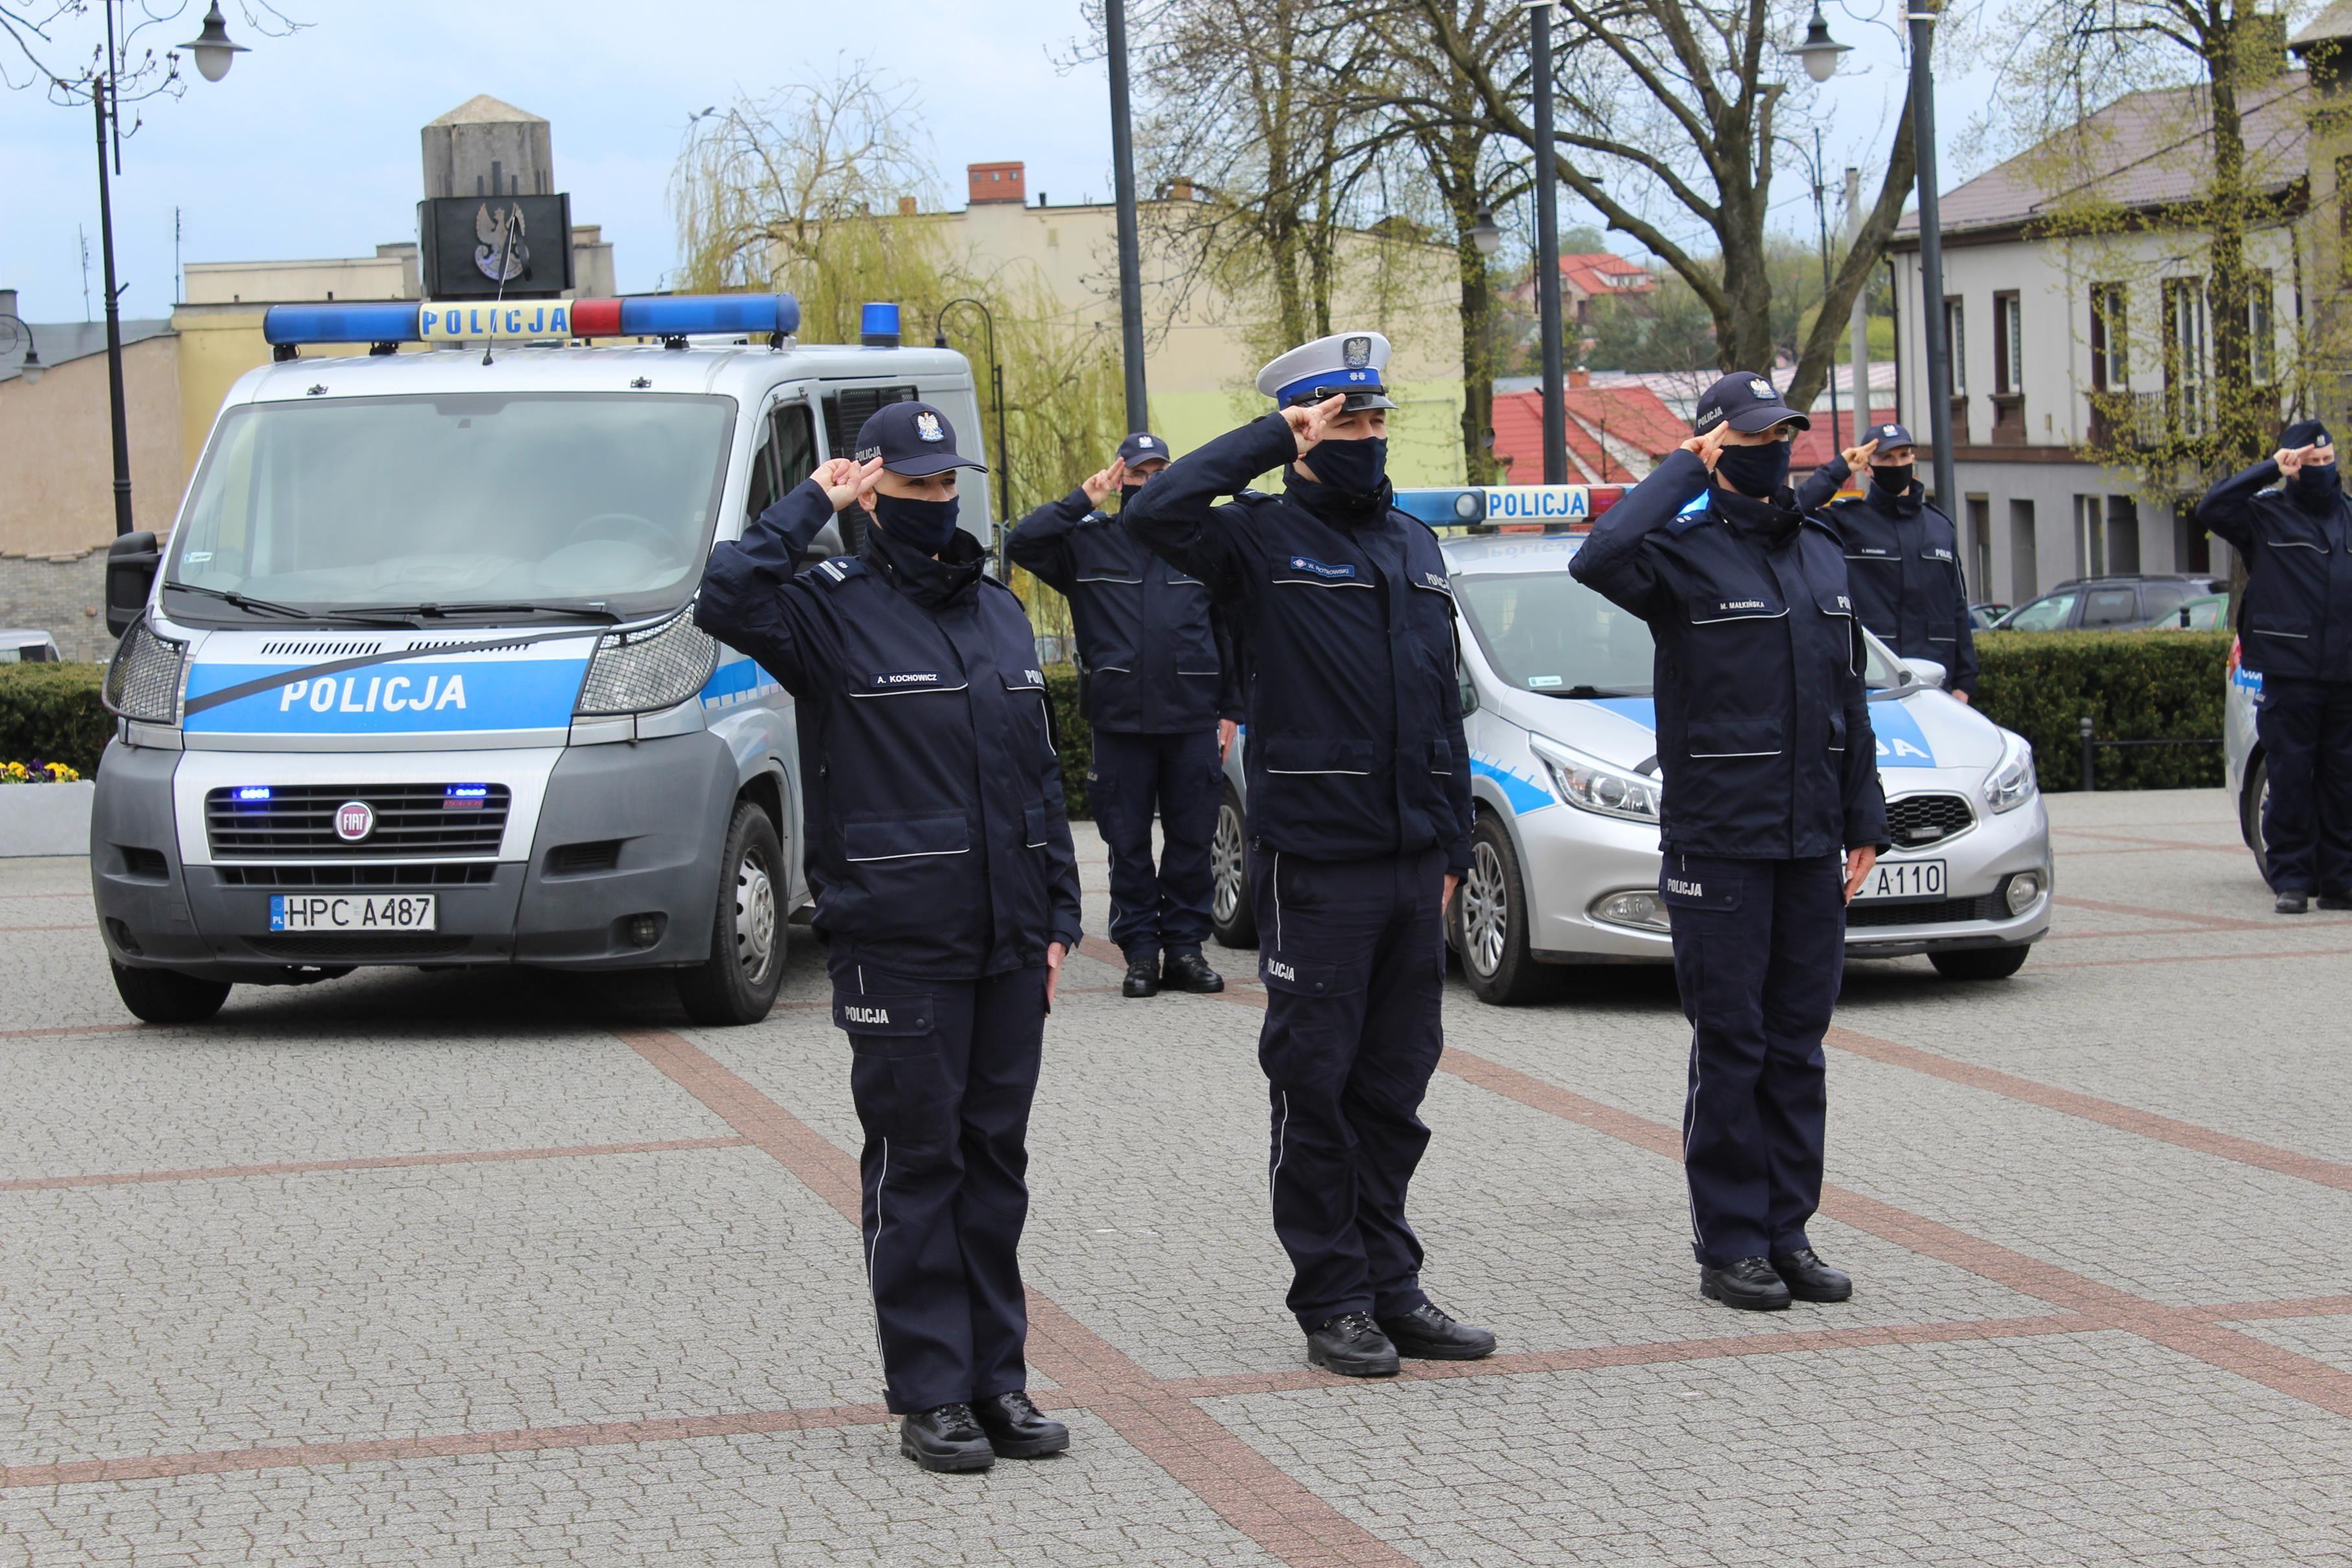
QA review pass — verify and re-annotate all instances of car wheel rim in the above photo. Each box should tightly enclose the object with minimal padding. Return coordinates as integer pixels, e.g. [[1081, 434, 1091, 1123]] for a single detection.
[[736, 847, 777, 987], [1463, 840, 1508, 978], [1213, 803, 1245, 925]]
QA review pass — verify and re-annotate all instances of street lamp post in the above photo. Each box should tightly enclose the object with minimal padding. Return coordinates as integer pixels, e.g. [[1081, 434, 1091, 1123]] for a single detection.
[[1105, 0, 1150, 435], [49, 1, 253, 538], [935, 299, 1011, 528], [1527, 1, 1567, 485], [1809, 128, 1840, 448], [1907, 4, 1959, 510]]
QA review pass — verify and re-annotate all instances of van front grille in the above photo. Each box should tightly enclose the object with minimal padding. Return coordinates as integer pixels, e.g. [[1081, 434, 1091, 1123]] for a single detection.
[[205, 784, 511, 860]]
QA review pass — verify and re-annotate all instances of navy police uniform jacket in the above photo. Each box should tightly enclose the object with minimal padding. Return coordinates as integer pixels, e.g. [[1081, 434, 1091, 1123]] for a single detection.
[[2199, 460, 2352, 682], [1571, 449, 1890, 860], [695, 480, 1085, 977], [1122, 414, 1474, 872], [1796, 457, 1979, 696], [1004, 488, 1243, 732]]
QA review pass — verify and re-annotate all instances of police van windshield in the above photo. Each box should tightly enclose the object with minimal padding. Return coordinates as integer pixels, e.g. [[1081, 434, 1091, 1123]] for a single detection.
[[167, 393, 736, 622], [1453, 569, 1652, 696]]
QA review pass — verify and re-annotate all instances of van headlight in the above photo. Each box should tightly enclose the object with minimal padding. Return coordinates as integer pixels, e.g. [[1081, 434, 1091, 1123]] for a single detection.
[[1530, 735, 1661, 823], [575, 607, 720, 716], [102, 616, 187, 724], [1983, 731, 2038, 813]]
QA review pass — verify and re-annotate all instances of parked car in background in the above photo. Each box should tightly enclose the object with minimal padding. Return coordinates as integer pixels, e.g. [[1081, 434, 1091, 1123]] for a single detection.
[[2151, 591, 2231, 630], [0, 629, 61, 664], [1968, 603, 2011, 630], [1993, 575, 2225, 632]]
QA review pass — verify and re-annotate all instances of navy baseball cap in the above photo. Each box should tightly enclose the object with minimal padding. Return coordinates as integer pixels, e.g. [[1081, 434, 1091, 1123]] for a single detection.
[[1116, 430, 1171, 465], [853, 401, 989, 477], [1869, 421, 1916, 448], [1693, 371, 1809, 435], [2282, 418, 2333, 448]]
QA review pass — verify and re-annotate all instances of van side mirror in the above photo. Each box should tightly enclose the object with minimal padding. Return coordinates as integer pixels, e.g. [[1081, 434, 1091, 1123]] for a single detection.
[[105, 532, 161, 637]]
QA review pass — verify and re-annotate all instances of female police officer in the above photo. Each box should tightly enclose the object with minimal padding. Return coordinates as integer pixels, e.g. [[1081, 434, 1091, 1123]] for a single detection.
[[1570, 372, 1889, 1313], [697, 402, 1084, 1472]]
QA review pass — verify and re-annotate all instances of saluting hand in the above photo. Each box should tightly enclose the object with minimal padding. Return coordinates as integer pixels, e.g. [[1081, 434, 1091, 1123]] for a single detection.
[[1281, 393, 1351, 457], [814, 456, 886, 513], [2276, 442, 2329, 477], [1841, 438, 1881, 471], [1081, 458, 1128, 507], [1681, 421, 1733, 471], [1842, 846, 1878, 904]]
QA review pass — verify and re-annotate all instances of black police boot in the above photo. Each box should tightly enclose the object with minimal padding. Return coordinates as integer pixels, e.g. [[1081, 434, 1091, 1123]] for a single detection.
[[1770, 1247, 1854, 1303], [1378, 1302, 1497, 1361], [2277, 890, 2311, 915], [2320, 893, 2352, 911], [1305, 1311, 1400, 1377], [899, 1403, 995, 1473], [1122, 953, 1162, 998], [1162, 950, 1225, 994], [1699, 1256, 1793, 1311], [973, 1390, 1068, 1458]]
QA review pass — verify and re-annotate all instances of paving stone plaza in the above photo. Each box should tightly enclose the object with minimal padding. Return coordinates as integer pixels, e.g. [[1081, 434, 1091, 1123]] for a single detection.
[[5, 787, 2350, 1565]]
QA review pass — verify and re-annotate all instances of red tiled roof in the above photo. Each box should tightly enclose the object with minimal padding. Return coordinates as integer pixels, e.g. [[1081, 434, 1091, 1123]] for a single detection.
[[1489, 385, 1688, 486], [1559, 254, 1658, 298], [1791, 408, 1899, 474]]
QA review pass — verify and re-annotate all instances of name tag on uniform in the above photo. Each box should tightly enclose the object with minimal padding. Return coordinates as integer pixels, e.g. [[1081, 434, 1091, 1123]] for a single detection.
[[1286, 556, 1356, 579], [1421, 571, 1450, 592], [1928, 548, 1953, 561], [871, 671, 944, 689]]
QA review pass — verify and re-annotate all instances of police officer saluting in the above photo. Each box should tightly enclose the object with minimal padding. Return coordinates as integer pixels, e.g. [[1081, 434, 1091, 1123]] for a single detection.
[[1570, 373, 1890, 1312], [2200, 420, 2352, 913], [1005, 432, 1239, 998], [696, 402, 1083, 1472], [1124, 331, 1496, 1375], [1795, 422, 1979, 703]]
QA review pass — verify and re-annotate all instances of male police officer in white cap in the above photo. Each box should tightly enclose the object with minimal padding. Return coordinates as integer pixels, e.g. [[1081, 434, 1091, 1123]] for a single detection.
[[1124, 331, 1495, 1376]]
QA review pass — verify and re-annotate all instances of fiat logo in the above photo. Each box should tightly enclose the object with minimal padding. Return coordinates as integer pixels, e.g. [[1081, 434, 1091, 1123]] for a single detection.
[[334, 801, 375, 842]]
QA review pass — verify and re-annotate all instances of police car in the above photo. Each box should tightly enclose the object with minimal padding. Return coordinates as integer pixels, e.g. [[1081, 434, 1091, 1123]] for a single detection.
[[91, 294, 987, 1026], [1211, 484, 2054, 1003], [2224, 635, 2267, 872]]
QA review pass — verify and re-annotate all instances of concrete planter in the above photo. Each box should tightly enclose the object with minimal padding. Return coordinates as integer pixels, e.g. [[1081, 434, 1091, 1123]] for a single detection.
[[0, 780, 96, 858]]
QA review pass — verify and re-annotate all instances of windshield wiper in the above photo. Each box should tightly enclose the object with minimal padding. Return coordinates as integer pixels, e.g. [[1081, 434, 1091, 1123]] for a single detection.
[[1537, 683, 1642, 699], [158, 581, 418, 624], [335, 601, 624, 624]]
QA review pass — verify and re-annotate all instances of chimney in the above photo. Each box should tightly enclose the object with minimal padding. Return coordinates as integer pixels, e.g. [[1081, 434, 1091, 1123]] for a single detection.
[[0, 288, 16, 320], [898, 195, 918, 216], [1570, 366, 1592, 389], [967, 161, 1027, 205]]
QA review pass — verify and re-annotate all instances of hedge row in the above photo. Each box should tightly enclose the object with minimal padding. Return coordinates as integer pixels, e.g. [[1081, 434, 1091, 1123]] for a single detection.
[[0, 664, 110, 778], [1971, 630, 2232, 791], [1044, 666, 1093, 819]]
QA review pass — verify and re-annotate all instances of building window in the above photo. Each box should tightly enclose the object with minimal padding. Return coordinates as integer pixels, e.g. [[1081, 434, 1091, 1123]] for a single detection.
[[2010, 498, 2038, 600], [2106, 494, 2141, 574], [2163, 277, 2209, 437], [1993, 292, 2023, 394], [2089, 283, 2128, 390], [2075, 495, 2106, 578], [1943, 297, 1967, 399], [1966, 496, 1992, 599], [2248, 269, 2276, 384]]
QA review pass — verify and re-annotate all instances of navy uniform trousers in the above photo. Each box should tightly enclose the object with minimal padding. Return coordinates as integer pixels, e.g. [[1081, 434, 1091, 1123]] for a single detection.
[[2257, 676, 2352, 897], [1090, 728, 1221, 961], [1660, 850, 1845, 1267], [1250, 845, 1446, 1329], [830, 952, 1047, 1416]]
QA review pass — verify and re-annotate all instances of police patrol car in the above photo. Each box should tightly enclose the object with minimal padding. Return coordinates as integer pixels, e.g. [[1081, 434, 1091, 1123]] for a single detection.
[[1212, 484, 2054, 1003], [91, 294, 987, 1026]]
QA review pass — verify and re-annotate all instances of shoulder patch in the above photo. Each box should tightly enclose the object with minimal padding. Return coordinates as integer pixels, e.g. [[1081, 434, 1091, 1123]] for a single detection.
[[806, 556, 868, 587]]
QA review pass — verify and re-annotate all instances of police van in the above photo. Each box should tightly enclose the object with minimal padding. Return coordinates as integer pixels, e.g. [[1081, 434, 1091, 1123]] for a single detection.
[[91, 294, 989, 1026]]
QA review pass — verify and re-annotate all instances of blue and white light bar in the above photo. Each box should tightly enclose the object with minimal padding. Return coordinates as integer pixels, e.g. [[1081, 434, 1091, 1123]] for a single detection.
[[1393, 484, 1624, 533], [262, 292, 803, 347]]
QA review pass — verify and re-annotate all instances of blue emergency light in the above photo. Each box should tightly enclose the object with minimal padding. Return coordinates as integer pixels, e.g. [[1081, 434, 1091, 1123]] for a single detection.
[[234, 785, 272, 801], [860, 301, 901, 347], [261, 293, 802, 349]]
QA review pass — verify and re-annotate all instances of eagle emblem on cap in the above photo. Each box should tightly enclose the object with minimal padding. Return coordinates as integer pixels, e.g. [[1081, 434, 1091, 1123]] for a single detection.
[[914, 411, 944, 443], [1137, 436, 1153, 448], [1344, 335, 1372, 368], [1883, 424, 1900, 437], [1748, 378, 1774, 399]]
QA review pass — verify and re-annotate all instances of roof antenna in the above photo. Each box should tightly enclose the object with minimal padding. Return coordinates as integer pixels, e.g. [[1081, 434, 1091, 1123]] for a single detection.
[[482, 203, 521, 366]]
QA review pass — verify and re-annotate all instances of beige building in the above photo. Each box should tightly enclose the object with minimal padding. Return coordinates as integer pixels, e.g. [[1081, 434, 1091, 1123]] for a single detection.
[[915, 161, 1468, 485]]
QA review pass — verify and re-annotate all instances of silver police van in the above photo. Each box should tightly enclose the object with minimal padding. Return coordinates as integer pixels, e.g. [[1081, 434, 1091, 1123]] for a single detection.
[[1212, 485, 2054, 1003], [91, 294, 987, 1026]]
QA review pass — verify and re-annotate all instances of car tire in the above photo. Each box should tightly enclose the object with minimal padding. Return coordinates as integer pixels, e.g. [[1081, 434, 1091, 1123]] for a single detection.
[[2244, 754, 2272, 880], [1928, 944, 2031, 981], [1455, 813, 1562, 1005], [110, 961, 231, 1024], [675, 800, 788, 1026], [1210, 782, 1258, 950]]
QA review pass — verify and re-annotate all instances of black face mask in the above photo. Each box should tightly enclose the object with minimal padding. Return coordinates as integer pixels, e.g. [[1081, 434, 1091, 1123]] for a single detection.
[[1119, 483, 1146, 509], [1871, 462, 1915, 495], [1308, 436, 1389, 497], [871, 492, 961, 555], [1715, 439, 1791, 498], [2294, 463, 2341, 508]]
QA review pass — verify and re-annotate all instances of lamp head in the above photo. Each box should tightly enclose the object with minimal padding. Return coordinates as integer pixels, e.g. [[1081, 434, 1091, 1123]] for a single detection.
[[1469, 207, 1503, 257], [1793, 4, 1851, 82], [182, 1, 249, 83]]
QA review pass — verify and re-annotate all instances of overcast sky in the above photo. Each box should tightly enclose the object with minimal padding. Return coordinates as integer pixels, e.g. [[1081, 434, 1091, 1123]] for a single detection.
[[1, 0, 1996, 327]]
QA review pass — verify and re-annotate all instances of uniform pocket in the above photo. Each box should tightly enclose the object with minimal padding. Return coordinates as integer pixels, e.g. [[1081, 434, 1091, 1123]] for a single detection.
[[834, 990, 935, 1035], [1828, 710, 1848, 753], [1261, 736, 1377, 776], [1659, 861, 1742, 911], [844, 813, 970, 862], [1686, 716, 1786, 758], [1024, 801, 1052, 849], [1258, 952, 1359, 997], [840, 992, 950, 1142]]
